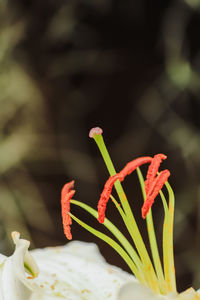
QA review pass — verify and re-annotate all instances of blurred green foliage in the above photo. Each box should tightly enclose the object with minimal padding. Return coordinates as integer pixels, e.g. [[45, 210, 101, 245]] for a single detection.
[[0, 0, 54, 252]]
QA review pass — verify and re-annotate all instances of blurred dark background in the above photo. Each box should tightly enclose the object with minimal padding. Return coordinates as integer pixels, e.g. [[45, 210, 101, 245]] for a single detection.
[[1, 0, 200, 293]]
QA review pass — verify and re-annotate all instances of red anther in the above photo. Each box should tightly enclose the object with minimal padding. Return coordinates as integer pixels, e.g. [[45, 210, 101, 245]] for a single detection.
[[97, 156, 153, 223], [145, 154, 167, 195], [142, 170, 170, 219], [120, 157, 152, 177], [98, 174, 123, 223], [61, 180, 75, 240], [89, 127, 103, 138]]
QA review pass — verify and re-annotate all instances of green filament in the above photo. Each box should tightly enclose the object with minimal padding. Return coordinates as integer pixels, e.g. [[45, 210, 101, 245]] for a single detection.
[[136, 167, 167, 293], [69, 212, 141, 280], [162, 182, 176, 292], [70, 199, 148, 284], [93, 134, 160, 293]]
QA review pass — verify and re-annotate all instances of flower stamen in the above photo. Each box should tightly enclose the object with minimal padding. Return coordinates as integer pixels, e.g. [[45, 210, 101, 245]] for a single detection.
[[61, 180, 75, 240], [98, 157, 153, 223], [142, 170, 170, 219], [98, 174, 123, 223], [145, 154, 167, 195]]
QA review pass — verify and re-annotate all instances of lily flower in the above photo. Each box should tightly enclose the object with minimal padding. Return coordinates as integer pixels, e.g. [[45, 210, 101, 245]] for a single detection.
[[1, 127, 199, 299], [0, 232, 136, 300], [61, 127, 200, 299]]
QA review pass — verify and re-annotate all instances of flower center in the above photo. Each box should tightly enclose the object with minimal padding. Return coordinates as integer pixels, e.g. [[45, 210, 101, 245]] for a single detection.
[[61, 127, 176, 295]]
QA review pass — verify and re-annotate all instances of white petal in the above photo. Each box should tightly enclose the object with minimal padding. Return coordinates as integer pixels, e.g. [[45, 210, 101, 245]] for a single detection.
[[117, 281, 158, 300], [1, 232, 199, 300], [0, 231, 40, 300], [117, 282, 200, 300], [31, 240, 135, 300], [0, 233, 135, 300]]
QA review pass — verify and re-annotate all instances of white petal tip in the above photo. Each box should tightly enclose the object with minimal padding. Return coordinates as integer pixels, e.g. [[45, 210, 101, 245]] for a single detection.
[[11, 231, 20, 244]]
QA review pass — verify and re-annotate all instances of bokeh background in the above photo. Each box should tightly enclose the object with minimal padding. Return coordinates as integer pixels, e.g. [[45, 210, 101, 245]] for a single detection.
[[1, 0, 200, 293]]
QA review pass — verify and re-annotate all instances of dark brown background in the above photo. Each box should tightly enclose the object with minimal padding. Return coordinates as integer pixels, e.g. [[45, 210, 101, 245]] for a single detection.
[[1, 0, 200, 293]]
